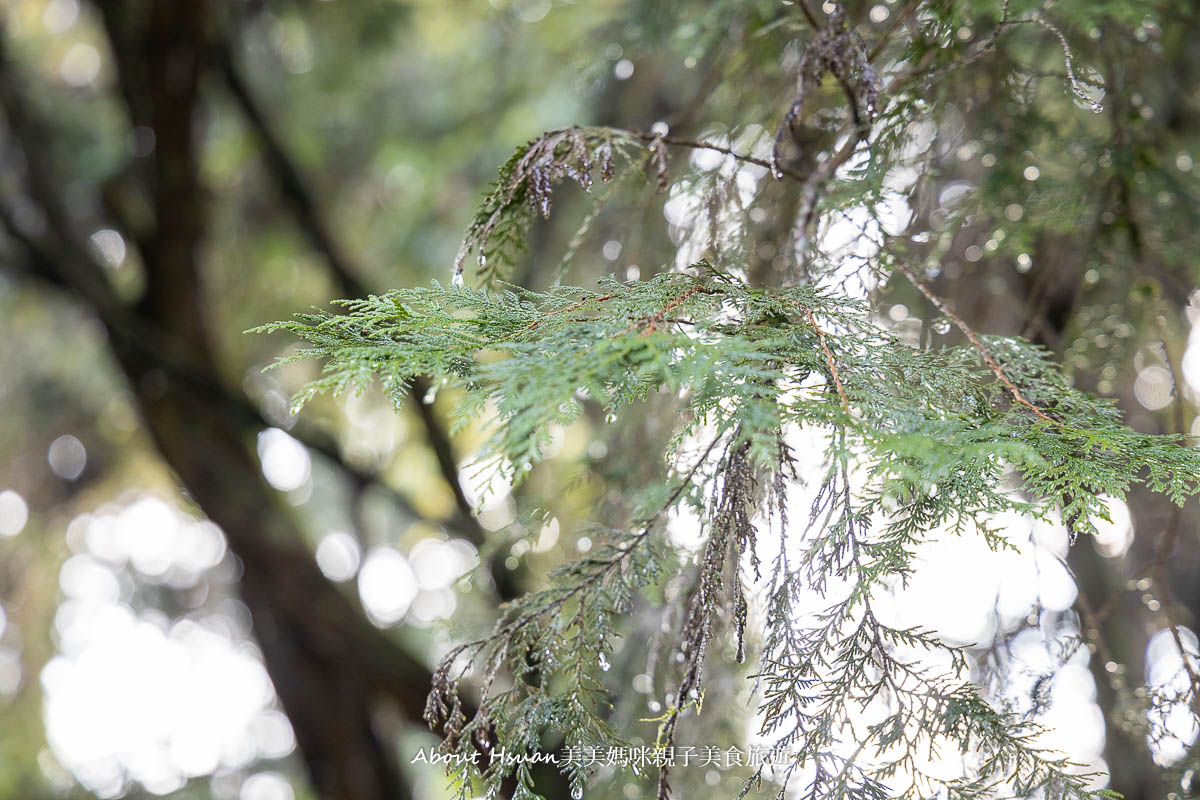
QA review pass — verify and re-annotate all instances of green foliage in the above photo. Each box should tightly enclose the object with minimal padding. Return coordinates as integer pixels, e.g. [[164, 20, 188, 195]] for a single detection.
[[260, 270, 1200, 520], [261, 262, 1200, 798], [258, 1, 1200, 799], [454, 127, 658, 286]]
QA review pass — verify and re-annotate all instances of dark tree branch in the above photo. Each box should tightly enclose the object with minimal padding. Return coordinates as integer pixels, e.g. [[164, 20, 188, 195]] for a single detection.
[[0, 13, 426, 799], [213, 33, 487, 528], [213, 37, 371, 300], [211, 33, 529, 600]]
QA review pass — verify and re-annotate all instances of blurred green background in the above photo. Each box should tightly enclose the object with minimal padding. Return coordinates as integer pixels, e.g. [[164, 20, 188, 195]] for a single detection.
[[2, 1, 1200, 799]]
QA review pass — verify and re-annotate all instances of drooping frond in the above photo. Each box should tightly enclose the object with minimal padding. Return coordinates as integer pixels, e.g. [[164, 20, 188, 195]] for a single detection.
[[258, 266, 1198, 798]]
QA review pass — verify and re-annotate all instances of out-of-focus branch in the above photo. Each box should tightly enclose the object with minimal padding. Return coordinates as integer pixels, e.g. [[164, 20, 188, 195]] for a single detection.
[[0, 191, 452, 544], [0, 15, 422, 798], [892, 254, 1056, 423], [628, 129, 811, 183], [213, 29, 578, 800], [214, 38, 371, 300], [214, 34, 491, 547]]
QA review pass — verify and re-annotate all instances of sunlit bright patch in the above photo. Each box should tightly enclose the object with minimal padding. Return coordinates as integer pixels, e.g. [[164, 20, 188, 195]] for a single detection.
[[240, 770, 295, 800], [1091, 495, 1134, 559], [314, 530, 362, 582], [256, 428, 311, 493], [358, 547, 418, 625], [43, 610, 288, 798], [1133, 364, 1174, 410], [409, 537, 478, 591], [458, 453, 515, 512], [0, 489, 29, 537], [42, 0, 80, 33], [1145, 627, 1200, 765], [59, 43, 100, 87], [87, 229, 126, 269], [1180, 318, 1200, 395], [407, 588, 458, 627], [39, 496, 287, 796], [71, 495, 227, 582], [666, 502, 705, 551]]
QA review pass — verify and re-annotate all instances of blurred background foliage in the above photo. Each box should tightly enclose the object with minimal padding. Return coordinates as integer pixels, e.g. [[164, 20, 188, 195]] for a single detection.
[[1, 1, 1199, 800]]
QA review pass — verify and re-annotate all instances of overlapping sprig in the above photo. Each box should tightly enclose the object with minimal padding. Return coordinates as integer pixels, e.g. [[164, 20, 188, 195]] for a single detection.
[[258, 266, 1196, 799]]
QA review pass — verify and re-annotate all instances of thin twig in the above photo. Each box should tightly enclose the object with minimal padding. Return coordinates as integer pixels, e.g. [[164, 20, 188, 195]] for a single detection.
[[628, 130, 809, 182], [626, 284, 719, 336], [802, 305, 850, 412], [452, 434, 725, 661], [892, 257, 1054, 423]]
